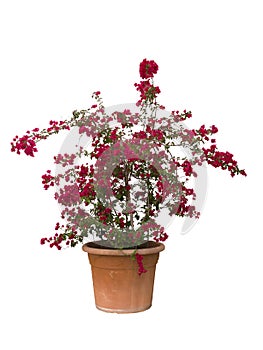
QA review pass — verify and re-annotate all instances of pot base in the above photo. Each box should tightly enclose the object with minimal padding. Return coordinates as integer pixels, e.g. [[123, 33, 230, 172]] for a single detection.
[[96, 304, 152, 314]]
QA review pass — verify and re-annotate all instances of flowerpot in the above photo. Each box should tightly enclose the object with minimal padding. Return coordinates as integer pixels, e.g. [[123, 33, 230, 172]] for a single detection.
[[82, 241, 165, 313]]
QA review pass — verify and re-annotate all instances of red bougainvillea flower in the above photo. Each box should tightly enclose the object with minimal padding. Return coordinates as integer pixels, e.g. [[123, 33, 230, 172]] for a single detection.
[[41, 170, 55, 190], [11, 135, 38, 157], [134, 80, 161, 103], [139, 59, 159, 79], [135, 253, 147, 275]]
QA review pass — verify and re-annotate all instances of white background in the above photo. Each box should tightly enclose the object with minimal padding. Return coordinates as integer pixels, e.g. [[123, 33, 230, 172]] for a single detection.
[[1, 0, 262, 349]]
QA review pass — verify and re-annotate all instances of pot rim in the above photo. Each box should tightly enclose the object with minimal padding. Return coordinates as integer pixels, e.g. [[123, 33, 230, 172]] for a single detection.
[[82, 240, 165, 256]]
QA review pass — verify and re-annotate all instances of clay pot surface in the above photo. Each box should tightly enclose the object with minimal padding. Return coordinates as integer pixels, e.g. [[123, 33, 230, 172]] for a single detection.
[[82, 241, 165, 313]]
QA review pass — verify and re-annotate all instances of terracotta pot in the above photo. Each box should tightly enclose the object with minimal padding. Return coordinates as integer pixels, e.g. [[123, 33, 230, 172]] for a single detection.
[[82, 241, 165, 313]]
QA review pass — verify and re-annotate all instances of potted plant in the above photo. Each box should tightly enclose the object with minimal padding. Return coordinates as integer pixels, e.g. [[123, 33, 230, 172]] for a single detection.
[[11, 59, 246, 313]]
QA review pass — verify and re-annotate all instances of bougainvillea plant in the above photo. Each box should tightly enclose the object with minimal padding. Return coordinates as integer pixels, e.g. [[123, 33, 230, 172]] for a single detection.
[[11, 58, 246, 274]]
